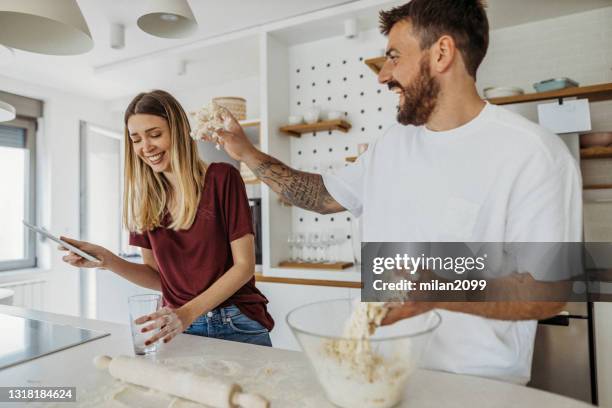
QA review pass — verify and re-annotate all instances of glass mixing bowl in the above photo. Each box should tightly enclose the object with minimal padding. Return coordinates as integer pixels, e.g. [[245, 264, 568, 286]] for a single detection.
[[287, 299, 441, 408]]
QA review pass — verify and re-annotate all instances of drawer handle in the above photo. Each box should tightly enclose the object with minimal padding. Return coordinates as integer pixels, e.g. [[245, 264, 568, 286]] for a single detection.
[[538, 315, 570, 326]]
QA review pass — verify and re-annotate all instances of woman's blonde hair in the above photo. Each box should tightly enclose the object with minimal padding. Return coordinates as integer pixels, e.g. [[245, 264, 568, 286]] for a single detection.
[[123, 90, 206, 232]]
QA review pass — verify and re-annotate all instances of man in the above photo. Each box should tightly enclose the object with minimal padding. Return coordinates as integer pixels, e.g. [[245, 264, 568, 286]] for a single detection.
[[203, 0, 582, 384]]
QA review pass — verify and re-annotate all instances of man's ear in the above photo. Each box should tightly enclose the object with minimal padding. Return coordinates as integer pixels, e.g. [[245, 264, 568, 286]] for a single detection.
[[432, 35, 456, 73]]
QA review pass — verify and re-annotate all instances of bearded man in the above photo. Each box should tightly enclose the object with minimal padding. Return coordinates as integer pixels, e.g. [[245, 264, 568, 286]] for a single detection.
[[200, 0, 582, 384]]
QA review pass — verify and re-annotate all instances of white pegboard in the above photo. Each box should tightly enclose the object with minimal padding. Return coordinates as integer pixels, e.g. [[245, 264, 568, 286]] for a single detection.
[[285, 28, 397, 261]]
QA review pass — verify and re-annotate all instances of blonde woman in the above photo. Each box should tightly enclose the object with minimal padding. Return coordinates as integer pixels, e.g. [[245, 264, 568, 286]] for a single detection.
[[60, 90, 273, 347]]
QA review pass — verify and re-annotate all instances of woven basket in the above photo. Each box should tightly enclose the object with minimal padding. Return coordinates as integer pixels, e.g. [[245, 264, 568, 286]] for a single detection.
[[212, 97, 246, 120]]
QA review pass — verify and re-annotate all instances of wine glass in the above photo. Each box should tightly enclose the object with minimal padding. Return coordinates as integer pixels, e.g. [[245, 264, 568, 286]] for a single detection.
[[294, 233, 305, 263], [320, 232, 332, 263], [306, 232, 320, 263], [287, 234, 295, 262]]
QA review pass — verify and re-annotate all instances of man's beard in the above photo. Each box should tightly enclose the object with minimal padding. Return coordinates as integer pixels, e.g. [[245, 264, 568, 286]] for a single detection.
[[391, 57, 440, 126]]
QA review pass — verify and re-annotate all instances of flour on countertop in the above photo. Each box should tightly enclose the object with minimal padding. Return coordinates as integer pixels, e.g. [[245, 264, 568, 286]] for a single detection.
[[46, 355, 329, 408]]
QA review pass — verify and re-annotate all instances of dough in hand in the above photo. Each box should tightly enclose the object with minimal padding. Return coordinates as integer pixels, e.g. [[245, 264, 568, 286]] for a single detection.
[[190, 101, 230, 140]]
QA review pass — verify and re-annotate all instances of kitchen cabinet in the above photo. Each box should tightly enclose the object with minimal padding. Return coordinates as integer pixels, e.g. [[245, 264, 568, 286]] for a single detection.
[[529, 302, 593, 403], [256, 282, 350, 350]]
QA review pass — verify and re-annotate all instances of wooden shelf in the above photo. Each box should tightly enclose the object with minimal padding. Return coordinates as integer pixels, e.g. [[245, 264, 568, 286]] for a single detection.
[[278, 261, 354, 270], [239, 119, 260, 128], [279, 119, 351, 136], [487, 82, 612, 105], [584, 184, 612, 190], [345, 156, 357, 162], [581, 146, 612, 159], [363, 58, 612, 106], [255, 273, 360, 288], [364, 56, 385, 74]]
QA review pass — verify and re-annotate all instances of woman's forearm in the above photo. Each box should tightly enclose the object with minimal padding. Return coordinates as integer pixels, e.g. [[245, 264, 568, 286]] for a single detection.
[[180, 263, 254, 321], [105, 255, 162, 291]]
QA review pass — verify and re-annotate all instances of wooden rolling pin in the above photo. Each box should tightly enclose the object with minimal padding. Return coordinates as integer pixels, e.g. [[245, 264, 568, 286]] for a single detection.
[[94, 355, 269, 408]]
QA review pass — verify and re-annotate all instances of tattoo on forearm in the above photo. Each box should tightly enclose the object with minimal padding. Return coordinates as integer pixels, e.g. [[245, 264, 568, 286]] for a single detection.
[[253, 157, 341, 214]]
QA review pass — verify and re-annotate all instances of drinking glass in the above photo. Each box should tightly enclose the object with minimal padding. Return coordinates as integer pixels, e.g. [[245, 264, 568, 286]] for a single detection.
[[320, 232, 332, 263], [294, 233, 305, 262], [329, 231, 346, 263], [306, 233, 320, 263], [287, 234, 295, 262], [128, 294, 161, 355]]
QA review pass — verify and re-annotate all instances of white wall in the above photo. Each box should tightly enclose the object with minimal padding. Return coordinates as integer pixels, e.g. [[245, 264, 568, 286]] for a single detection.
[[174, 75, 260, 120], [478, 6, 612, 129], [0, 74, 116, 316], [109, 75, 261, 127]]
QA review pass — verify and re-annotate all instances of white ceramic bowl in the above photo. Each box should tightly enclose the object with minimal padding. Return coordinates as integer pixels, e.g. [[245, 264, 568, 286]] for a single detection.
[[483, 86, 524, 99], [326, 110, 344, 120], [304, 107, 321, 124], [288, 115, 303, 125]]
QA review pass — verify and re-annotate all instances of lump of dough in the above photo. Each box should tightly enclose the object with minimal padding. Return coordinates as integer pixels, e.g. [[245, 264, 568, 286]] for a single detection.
[[190, 101, 230, 141]]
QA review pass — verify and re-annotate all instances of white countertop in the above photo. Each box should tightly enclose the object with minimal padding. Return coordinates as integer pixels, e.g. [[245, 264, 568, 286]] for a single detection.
[[0, 305, 593, 408]]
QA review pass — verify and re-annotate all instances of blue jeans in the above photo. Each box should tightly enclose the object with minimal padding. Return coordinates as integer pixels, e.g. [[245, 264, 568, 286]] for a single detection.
[[184, 305, 272, 347]]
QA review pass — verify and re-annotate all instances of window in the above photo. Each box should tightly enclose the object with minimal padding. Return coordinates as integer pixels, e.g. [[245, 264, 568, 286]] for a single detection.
[[0, 119, 36, 271]]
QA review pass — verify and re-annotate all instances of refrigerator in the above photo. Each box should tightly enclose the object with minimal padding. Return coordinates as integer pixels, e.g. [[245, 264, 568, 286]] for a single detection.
[[528, 301, 596, 404]]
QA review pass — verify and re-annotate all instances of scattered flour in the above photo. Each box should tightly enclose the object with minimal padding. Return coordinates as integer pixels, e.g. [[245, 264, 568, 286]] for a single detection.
[[55, 355, 328, 408]]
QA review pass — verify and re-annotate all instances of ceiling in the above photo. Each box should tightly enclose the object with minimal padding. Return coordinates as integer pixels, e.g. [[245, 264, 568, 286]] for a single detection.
[[0, 0, 361, 100], [0, 0, 610, 102]]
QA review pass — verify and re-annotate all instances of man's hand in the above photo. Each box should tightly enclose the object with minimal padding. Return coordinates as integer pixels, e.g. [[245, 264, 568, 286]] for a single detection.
[[135, 306, 195, 345], [381, 301, 437, 325], [194, 109, 256, 162]]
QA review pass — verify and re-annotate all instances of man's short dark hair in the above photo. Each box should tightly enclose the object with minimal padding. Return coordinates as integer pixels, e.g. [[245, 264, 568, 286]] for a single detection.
[[379, 0, 489, 78]]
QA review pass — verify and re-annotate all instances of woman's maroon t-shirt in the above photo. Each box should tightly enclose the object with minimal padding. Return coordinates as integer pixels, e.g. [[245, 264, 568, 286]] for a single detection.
[[129, 162, 273, 330]]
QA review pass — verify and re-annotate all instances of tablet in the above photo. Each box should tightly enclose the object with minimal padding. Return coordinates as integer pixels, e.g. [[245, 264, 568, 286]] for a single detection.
[[22, 220, 100, 263]]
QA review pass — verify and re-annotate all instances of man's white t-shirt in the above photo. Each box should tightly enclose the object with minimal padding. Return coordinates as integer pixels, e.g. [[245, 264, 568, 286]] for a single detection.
[[323, 102, 582, 384]]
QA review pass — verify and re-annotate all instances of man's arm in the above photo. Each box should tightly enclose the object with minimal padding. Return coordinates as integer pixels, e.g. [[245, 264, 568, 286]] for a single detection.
[[207, 116, 346, 214], [381, 271, 570, 324], [383, 301, 566, 325], [245, 149, 345, 214]]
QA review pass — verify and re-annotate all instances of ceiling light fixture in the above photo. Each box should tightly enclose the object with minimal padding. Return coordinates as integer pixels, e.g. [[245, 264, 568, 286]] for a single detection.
[[175, 59, 187, 76], [0, 0, 93, 55], [110, 23, 125, 50], [344, 18, 358, 39], [137, 0, 197, 39], [0, 100, 16, 122]]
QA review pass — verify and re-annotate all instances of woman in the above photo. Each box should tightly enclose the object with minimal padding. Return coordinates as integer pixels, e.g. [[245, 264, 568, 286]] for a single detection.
[[60, 90, 273, 347]]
